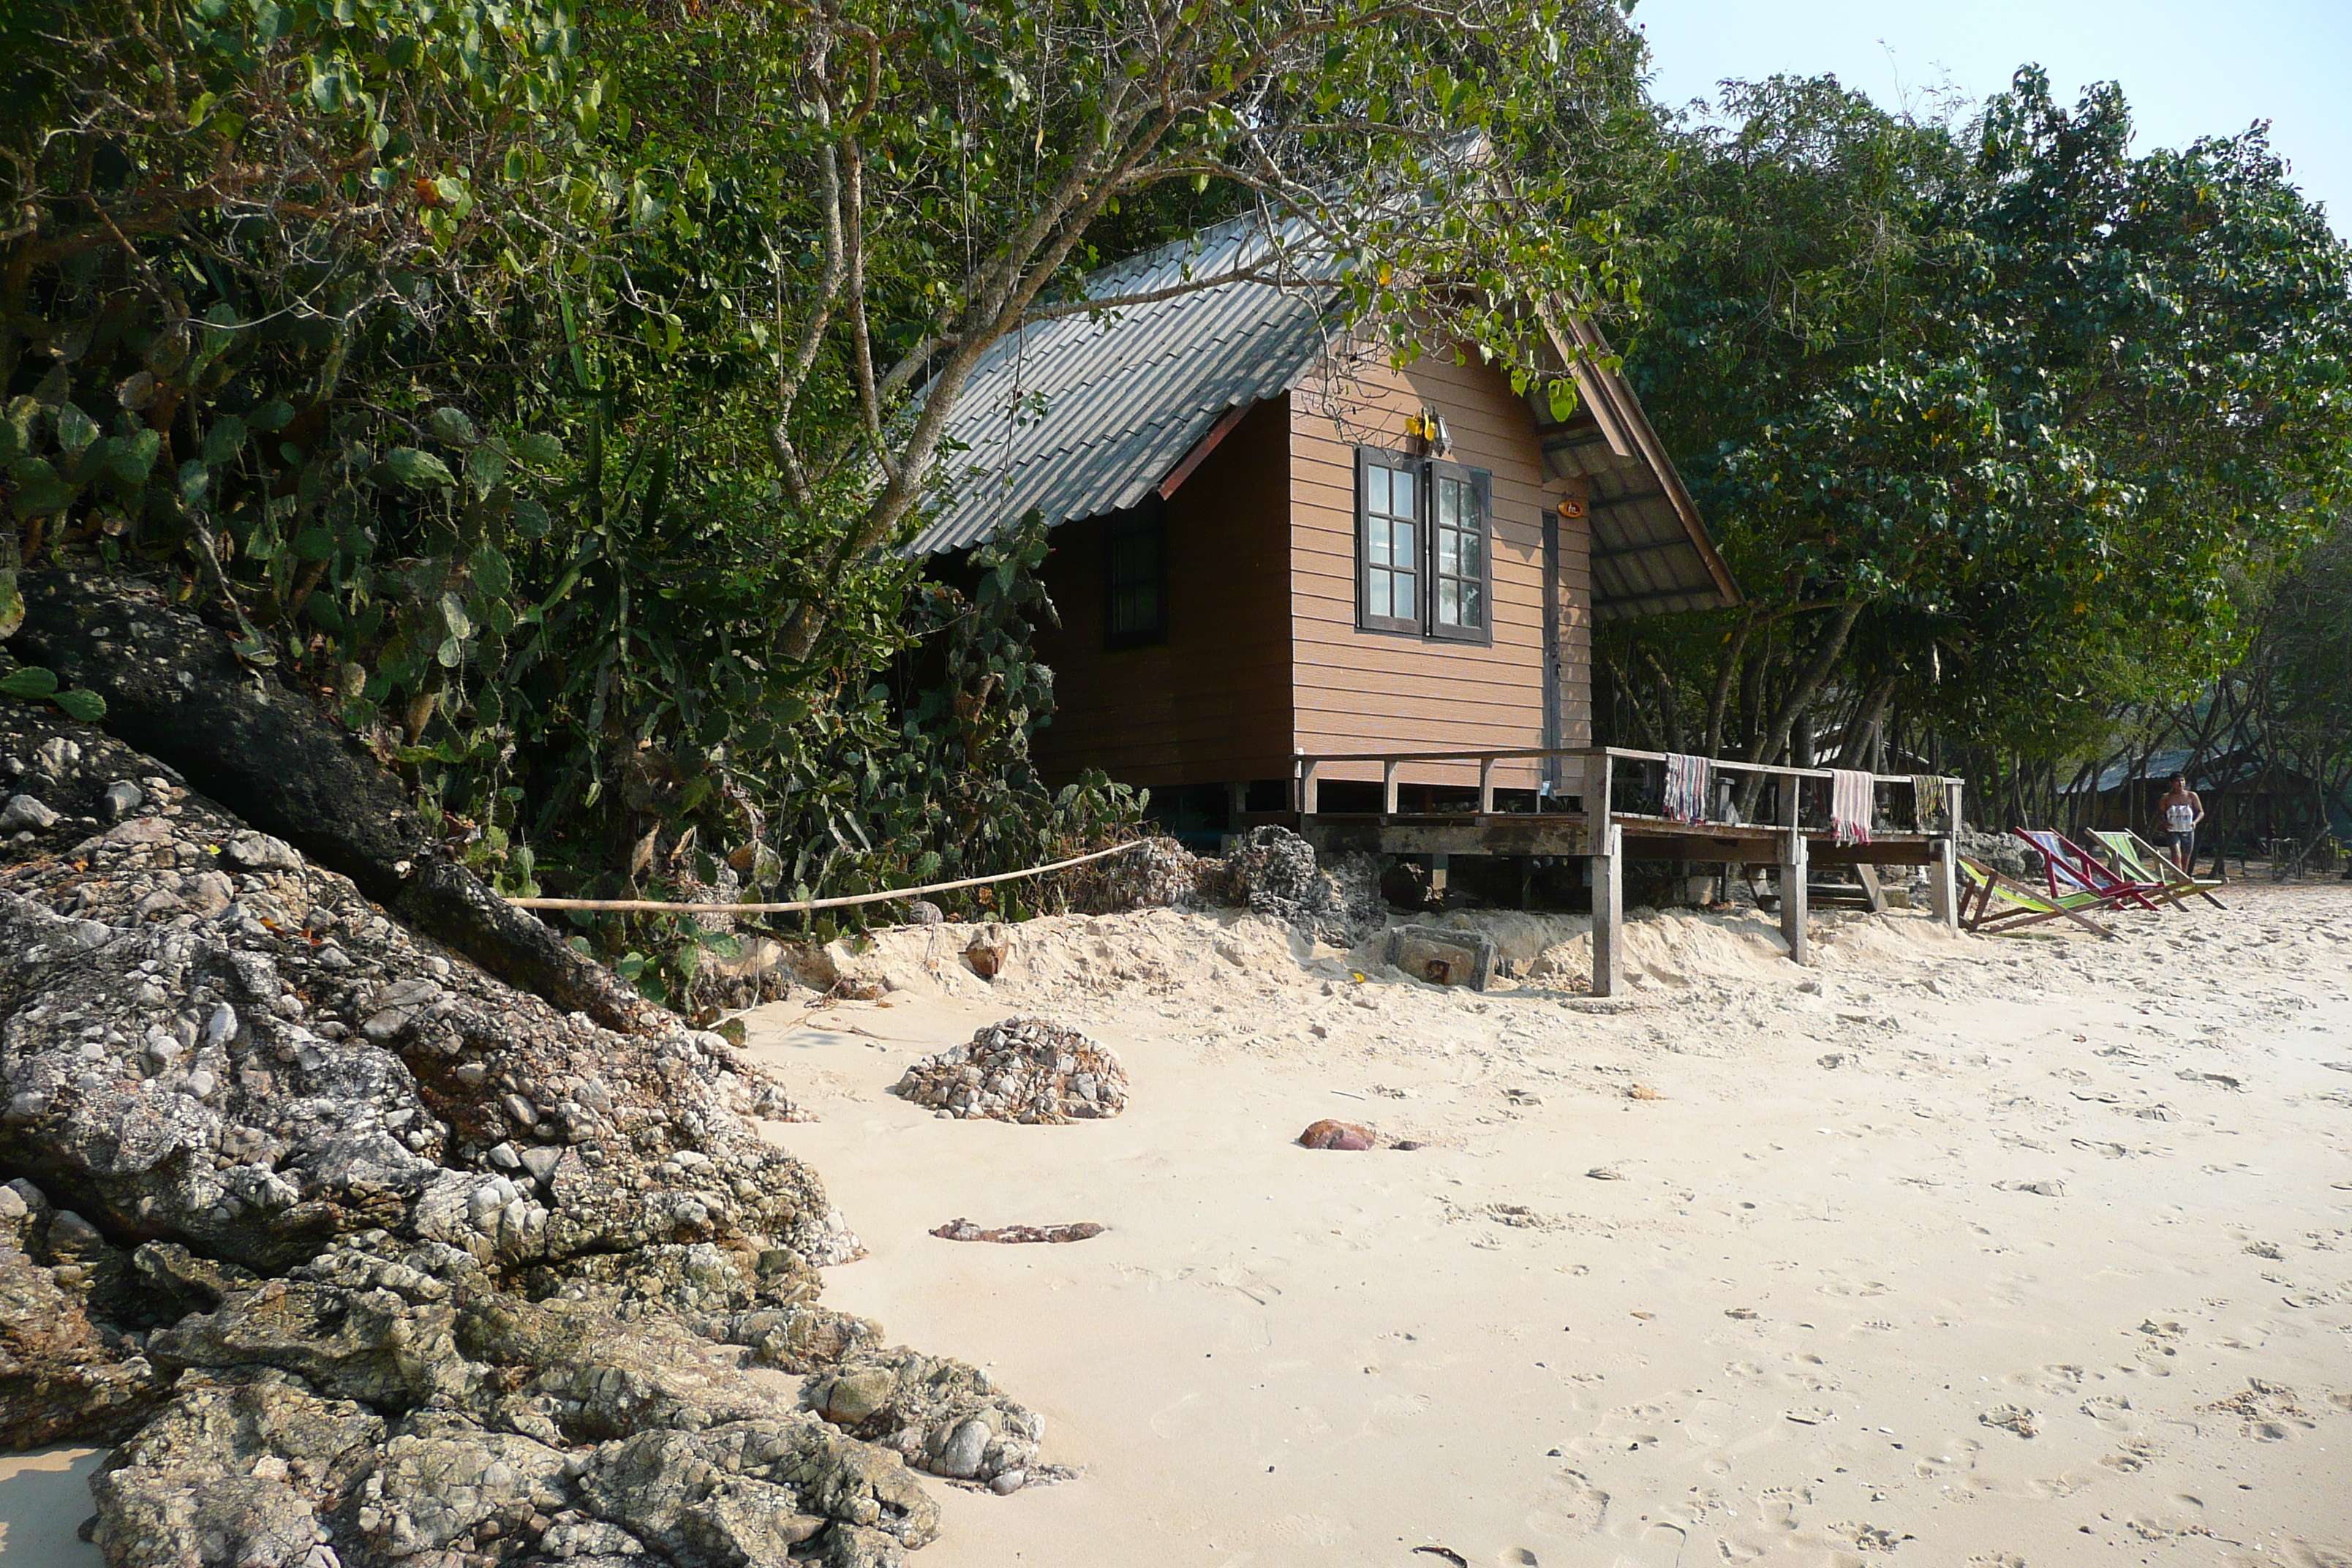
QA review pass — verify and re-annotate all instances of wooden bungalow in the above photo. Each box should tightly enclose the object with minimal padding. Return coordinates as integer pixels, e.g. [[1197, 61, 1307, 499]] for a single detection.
[[915, 217, 1962, 991]]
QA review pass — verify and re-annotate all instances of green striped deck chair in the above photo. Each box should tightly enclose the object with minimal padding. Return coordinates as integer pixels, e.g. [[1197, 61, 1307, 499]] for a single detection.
[[1957, 858, 2119, 939], [2091, 829, 2228, 911]]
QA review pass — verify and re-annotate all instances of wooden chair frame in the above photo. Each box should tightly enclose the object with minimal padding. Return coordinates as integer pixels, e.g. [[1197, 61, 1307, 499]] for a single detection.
[[2014, 828, 2167, 914], [2089, 829, 2228, 911], [1957, 857, 2119, 939]]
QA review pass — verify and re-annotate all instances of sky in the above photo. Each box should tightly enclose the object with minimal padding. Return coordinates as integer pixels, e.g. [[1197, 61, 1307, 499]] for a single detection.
[[1632, 0, 2352, 237]]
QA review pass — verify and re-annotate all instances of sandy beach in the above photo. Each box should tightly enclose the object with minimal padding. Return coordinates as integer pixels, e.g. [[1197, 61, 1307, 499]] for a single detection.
[[6, 886, 2346, 1566], [750, 886, 2352, 1567]]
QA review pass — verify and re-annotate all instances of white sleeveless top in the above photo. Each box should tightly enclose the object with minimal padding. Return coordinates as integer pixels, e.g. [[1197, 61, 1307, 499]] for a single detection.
[[2166, 801, 2196, 833]]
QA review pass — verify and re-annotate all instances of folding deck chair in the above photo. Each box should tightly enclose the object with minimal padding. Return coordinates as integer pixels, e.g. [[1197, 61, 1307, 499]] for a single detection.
[[1956, 858, 2119, 938], [2089, 829, 2228, 911], [2014, 828, 2168, 914]]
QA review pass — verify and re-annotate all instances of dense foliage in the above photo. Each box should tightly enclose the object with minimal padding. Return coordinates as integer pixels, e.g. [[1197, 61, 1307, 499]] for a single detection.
[[1, 0, 1652, 995], [1608, 69, 2352, 819]]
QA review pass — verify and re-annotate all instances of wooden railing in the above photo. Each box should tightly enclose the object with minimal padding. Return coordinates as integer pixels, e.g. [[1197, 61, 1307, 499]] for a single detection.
[[1294, 744, 1960, 838]]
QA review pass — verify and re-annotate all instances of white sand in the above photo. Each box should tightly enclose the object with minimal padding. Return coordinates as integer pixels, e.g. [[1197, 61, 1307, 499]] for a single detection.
[[10, 889, 2348, 1566], [751, 887, 2352, 1567]]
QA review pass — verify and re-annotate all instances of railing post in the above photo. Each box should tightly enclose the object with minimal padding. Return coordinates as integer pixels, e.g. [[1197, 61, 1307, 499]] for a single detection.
[[1929, 776, 1963, 930], [1591, 821, 1623, 998], [1780, 822, 1809, 965], [1382, 760, 1400, 818], [1477, 757, 1495, 818], [1299, 760, 1320, 818]]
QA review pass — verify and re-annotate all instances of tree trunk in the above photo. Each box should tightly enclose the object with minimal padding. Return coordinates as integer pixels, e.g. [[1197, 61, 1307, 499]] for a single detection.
[[1703, 608, 1756, 758], [1833, 671, 1899, 769], [11, 572, 660, 1034], [1735, 600, 1866, 818]]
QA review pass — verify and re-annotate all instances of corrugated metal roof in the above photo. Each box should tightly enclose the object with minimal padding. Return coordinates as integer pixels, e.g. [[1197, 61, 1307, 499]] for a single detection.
[[907, 216, 1339, 555], [908, 214, 1739, 624]]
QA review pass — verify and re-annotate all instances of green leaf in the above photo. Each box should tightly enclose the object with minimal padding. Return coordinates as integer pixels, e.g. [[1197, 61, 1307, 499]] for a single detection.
[[292, 526, 339, 561], [470, 543, 513, 597], [510, 495, 552, 538], [466, 442, 508, 498], [514, 431, 564, 465], [0, 572, 19, 640], [436, 636, 463, 668], [178, 459, 209, 502], [246, 400, 297, 433], [440, 591, 472, 641], [53, 689, 106, 723], [202, 416, 247, 466], [109, 428, 161, 487], [384, 447, 456, 489], [8, 458, 75, 516], [0, 666, 60, 699], [53, 403, 99, 455], [430, 407, 480, 446]]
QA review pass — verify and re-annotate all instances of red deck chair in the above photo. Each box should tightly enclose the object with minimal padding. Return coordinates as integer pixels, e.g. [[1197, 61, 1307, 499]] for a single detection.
[[2013, 829, 2167, 914]]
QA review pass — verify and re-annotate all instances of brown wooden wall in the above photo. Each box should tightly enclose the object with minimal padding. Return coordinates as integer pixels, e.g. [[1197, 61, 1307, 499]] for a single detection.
[[1028, 398, 1294, 787], [1289, 347, 1590, 790]]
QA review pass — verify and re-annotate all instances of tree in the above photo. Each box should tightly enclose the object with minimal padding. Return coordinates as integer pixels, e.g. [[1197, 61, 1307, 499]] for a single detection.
[[1608, 69, 2352, 816]]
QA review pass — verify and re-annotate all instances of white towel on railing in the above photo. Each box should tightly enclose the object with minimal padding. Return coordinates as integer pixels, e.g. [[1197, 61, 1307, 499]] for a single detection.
[[1830, 768, 1874, 845], [1664, 753, 1711, 823]]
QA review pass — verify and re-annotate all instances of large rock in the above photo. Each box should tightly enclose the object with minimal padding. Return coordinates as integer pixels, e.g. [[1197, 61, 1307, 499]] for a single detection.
[[0, 708, 1049, 1567]]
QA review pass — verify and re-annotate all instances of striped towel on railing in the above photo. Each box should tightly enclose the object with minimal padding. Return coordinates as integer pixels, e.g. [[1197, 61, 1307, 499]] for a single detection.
[[1664, 753, 1711, 823], [1830, 768, 1875, 845], [1910, 774, 1948, 832]]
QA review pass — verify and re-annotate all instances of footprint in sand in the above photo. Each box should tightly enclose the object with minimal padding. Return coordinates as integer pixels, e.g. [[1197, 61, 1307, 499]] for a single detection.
[[1522, 1468, 1609, 1539]]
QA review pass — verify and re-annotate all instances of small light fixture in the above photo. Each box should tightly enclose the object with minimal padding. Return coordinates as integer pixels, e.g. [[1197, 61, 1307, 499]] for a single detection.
[[1409, 407, 1452, 457]]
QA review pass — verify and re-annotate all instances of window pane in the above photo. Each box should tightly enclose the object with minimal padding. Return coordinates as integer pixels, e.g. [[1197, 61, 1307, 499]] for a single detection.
[[1439, 478, 1460, 528], [1392, 469, 1414, 516], [1438, 578, 1460, 625], [1395, 520, 1414, 560], [1367, 465, 1389, 517], [1393, 568, 1416, 619], [1371, 569, 1393, 619], [1460, 583, 1481, 627], [1368, 522, 1390, 567], [1437, 529, 1460, 576], [1461, 528, 1482, 577]]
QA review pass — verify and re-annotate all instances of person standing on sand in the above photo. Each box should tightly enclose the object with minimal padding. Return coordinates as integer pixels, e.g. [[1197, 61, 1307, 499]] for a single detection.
[[2158, 774, 2204, 872]]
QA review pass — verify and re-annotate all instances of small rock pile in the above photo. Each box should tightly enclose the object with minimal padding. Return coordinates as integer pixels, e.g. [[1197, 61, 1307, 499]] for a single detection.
[[1190, 825, 1384, 945], [894, 1018, 1127, 1123]]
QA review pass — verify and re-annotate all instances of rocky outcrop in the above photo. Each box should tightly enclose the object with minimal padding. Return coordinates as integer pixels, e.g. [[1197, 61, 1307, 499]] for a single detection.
[[0, 705, 1053, 1566]]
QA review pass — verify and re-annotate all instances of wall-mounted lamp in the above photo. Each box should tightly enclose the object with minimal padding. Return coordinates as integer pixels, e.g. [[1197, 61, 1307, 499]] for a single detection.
[[1406, 407, 1452, 458]]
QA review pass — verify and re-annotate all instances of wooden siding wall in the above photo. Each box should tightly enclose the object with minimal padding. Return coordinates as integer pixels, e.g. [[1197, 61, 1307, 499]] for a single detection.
[[1028, 398, 1294, 787], [1290, 348, 1590, 790]]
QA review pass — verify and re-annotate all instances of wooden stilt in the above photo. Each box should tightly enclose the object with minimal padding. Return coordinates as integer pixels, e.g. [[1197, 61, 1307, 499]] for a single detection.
[[1591, 823, 1623, 997], [1855, 863, 1886, 913], [1779, 829, 1809, 965], [1928, 837, 1959, 929]]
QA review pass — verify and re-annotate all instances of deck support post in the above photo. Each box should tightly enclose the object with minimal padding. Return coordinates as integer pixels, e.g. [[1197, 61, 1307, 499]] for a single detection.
[[1297, 761, 1319, 818], [1779, 829, 1809, 965], [1382, 761, 1400, 819], [1928, 837, 1958, 929], [1591, 822, 1623, 997], [1428, 852, 1450, 897], [1477, 758, 1496, 819]]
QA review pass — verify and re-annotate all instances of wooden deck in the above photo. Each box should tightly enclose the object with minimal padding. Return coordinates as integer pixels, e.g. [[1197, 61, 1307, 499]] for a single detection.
[[1292, 745, 1964, 998]]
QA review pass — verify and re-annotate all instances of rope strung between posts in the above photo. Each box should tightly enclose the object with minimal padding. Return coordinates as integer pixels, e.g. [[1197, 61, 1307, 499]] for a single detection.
[[503, 838, 1151, 916]]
